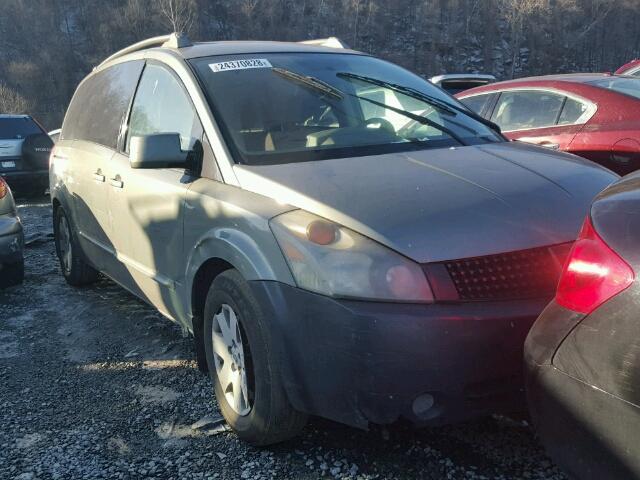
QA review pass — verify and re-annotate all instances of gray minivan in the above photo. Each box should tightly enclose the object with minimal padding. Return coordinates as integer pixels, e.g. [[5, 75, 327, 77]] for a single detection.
[[51, 34, 617, 445]]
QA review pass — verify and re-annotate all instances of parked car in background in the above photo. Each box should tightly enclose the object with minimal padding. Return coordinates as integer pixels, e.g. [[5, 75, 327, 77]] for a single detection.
[[0, 176, 24, 288], [457, 74, 640, 175], [615, 59, 640, 76], [525, 172, 640, 480], [52, 34, 617, 445], [0, 115, 53, 197], [49, 128, 61, 143], [429, 73, 496, 94]]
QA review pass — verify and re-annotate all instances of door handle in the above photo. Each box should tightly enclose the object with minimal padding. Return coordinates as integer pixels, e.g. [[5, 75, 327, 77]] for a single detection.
[[110, 176, 123, 188], [93, 170, 105, 182], [537, 142, 560, 150]]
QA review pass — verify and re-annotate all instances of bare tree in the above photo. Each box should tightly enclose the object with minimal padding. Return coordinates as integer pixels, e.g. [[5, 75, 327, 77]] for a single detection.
[[3, 0, 640, 129], [0, 83, 31, 114], [500, 0, 550, 78], [159, 0, 196, 34]]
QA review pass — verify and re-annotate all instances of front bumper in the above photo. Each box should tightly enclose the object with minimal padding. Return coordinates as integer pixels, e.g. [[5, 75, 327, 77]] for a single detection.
[[249, 280, 549, 429], [0, 214, 23, 264], [0, 169, 49, 193]]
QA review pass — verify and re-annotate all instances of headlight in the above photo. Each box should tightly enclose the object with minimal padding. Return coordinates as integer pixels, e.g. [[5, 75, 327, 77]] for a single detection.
[[270, 210, 434, 302]]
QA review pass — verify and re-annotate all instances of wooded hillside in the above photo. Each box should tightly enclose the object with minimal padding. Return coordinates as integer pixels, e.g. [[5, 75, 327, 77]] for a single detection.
[[0, 0, 636, 128]]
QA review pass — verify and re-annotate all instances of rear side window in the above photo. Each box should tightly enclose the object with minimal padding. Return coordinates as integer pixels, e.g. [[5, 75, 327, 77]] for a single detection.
[[126, 63, 202, 152], [62, 60, 144, 149], [558, 97, 590, 125], [491, 90, 565, 131], [460, 94, 493, 117], [0, 117, 42, 140]]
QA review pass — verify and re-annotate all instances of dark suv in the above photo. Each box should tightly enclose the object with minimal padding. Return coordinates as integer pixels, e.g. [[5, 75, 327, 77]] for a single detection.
[[0, 115, 53, 197]]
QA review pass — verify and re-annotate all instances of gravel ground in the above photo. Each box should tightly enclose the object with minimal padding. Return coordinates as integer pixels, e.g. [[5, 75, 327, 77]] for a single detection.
[[0, 198, 567, 480]]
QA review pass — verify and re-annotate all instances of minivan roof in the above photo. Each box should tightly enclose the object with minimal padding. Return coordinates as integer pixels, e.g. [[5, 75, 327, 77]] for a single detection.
[[96, 34, 362, 71], [177, 40, 362, 59]]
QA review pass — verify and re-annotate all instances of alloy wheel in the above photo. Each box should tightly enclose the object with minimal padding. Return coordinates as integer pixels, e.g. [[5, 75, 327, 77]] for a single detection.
[[211, 304, 252, 416]]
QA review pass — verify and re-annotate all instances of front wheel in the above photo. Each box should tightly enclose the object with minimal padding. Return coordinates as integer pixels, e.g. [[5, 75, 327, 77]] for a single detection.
[[54, 207, 99, 286], [203, 270, 307, 445]]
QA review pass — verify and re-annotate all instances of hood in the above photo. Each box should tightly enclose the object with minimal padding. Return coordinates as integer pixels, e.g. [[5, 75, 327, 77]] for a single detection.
[[0, 139, 23, 158], [234, 142, 618, 263]]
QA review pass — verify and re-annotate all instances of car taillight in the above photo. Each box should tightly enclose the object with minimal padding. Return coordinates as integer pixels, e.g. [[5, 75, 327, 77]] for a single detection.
[[556, 216, 634, 314], [0, 177, 7, 199]]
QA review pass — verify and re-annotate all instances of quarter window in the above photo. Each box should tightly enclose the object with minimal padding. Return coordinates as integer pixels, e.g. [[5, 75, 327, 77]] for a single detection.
[[460, 94, 493, 117], [127, 63, 202, 152], [558, 97, 589, 125], [62, 60, 144, 149], [491, 91, 565, 131]]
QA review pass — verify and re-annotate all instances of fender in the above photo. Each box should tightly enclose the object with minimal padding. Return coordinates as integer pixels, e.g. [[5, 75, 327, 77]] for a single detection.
[[182, 225, 296, 322]]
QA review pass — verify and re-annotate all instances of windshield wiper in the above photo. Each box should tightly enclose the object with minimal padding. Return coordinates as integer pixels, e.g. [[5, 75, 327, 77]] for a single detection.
[[355, 95, 467, 146], [337, 72, 503, 135], [337, 72, 457, 115], [272, 67, 344, 100], [271, 67, 466, 145]]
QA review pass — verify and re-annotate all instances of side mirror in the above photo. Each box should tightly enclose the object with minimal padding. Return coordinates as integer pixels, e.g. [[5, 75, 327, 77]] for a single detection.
[[129, 133, 188, 169]]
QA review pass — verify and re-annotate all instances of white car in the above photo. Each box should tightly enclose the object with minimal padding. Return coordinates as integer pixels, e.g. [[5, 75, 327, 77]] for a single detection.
[[429, 74, 496, 94]]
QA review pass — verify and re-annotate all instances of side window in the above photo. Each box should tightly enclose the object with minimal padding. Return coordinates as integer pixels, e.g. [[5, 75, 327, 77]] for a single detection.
[[491, 90, 565, 131], [62, 61, 144, 149], [460, 94, 493, 117], [127, 63, 202, 152], [558, 98, 590, 125]]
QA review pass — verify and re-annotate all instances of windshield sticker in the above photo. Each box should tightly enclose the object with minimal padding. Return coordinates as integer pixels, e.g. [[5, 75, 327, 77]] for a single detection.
[[209, 59, 273, 73]]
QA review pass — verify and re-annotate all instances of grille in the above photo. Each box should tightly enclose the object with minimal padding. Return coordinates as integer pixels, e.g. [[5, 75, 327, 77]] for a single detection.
[[443, 244, 571, 301]]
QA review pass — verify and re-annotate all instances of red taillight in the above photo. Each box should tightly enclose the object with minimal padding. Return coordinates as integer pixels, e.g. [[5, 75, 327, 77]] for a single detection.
[[556, 217, 635, 314], [0, 177, 7, 199]]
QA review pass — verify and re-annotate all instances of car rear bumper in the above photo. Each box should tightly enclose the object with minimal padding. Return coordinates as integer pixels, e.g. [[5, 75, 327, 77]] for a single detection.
[[249, 280, 549, 429], [526, 362, 640, 480], [0, 214, 23, 264], [525, 301, 640, 479], [0, 169, 49, 192]]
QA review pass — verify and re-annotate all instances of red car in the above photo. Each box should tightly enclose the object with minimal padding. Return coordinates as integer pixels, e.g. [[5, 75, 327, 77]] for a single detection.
[[456, 74, 640, 175], [616, 59, 640, 76]]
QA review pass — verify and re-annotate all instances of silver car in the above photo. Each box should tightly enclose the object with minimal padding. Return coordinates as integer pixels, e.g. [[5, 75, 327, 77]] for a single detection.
[[0, 176, 24, 288], [50, 33, 617, 445], [0, 114, 52, 197]]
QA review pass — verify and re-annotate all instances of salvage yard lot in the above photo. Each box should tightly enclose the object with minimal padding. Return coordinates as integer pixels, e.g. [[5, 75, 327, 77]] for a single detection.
[[0, 199, 565, 480]]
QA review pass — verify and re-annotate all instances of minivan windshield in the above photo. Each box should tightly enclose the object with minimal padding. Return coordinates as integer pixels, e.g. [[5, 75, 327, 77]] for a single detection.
[[190, 53, 503, 165], [0, 117, 42, 140]]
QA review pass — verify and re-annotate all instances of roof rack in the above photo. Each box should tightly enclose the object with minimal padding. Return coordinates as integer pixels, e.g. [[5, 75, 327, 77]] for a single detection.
[[97, 32, 192, 69], [299, 37, 350, 49]]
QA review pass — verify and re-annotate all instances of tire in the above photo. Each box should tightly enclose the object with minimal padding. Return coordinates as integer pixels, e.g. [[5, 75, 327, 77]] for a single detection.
[[203, 269, 307, 445], [54, 207, 99, 286], [0, 260, 24, 288]]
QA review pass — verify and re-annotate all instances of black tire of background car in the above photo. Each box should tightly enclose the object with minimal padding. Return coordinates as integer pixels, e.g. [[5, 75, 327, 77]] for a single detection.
[[53, 207, 99, 286], [21, 133, 54, 170], [203, 269, 308, 445], [0, 260, 24, 288]]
